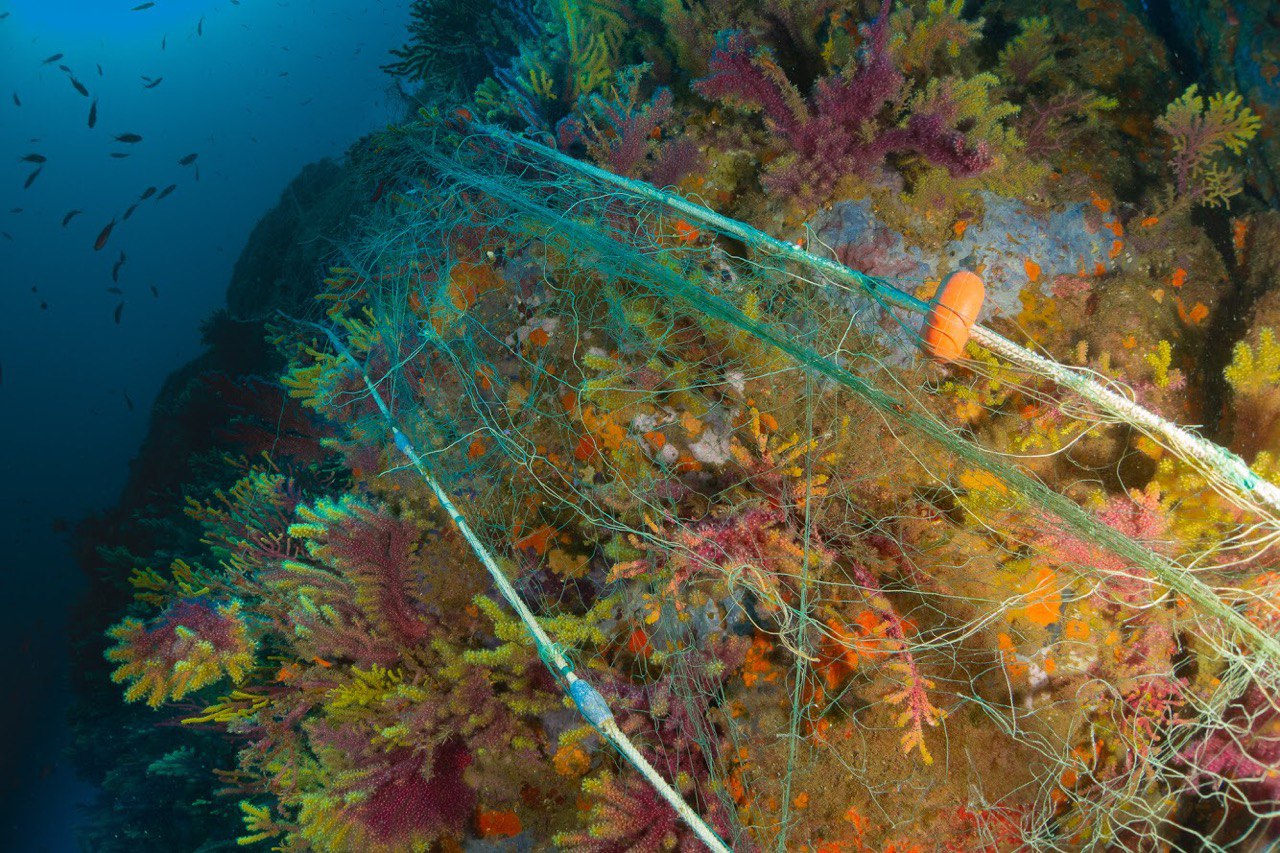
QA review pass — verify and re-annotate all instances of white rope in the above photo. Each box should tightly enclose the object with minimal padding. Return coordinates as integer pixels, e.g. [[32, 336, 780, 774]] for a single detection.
[[485, 127, 1280, 534], [315, 323, 733, 853]]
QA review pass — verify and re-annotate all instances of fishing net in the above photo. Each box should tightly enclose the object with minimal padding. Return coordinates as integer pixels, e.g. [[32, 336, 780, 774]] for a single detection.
[[279, 119, 1280, 850]]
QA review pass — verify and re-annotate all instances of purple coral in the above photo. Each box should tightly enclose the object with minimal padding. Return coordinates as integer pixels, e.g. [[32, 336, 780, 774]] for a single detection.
[[319, 502, 434, 646], [560, 647, 748, 852], [106, 597, 255, 706], [557, 87, 672, 176], [693, 0, 994, 201], [1182, 682, 1280, 836], [353, 741, 476, 844]]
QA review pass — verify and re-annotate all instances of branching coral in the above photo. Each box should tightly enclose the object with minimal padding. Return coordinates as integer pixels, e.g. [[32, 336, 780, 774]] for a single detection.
[[555, 65, 699, 183], [557, 653, 745, 851], [383, 0, 542, 99], [480, 0, 635, 126], [1224, 327, 1280, 460], [692, 0, 1005, 203], [106, 598, 255, 707], [1156, 84, 1261, 208], [1182, 682, 1280, 836]]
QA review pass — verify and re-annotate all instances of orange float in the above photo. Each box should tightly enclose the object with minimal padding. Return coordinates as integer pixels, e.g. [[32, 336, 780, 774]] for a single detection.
[[921, 270, 985, 362]]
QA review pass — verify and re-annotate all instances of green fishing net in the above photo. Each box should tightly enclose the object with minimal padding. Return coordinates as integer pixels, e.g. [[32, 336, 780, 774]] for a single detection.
[[277, 120, 1280, 850]]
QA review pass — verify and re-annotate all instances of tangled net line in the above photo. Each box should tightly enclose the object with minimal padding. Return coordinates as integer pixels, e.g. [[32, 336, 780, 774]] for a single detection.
[[289, 120, 1280, 850]]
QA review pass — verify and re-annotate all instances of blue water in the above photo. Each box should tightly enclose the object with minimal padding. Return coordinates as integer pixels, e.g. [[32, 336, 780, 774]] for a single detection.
[[0, 1, 410, 847]]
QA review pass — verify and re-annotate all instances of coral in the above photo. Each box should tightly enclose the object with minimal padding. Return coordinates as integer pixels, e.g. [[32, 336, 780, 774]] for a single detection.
[[1224, 327, 1280, 460], [383, 0, 540, 99], [555, 65, 690, 181], [557, 656, 744, 851], [201, 374, 330, 466], [295, 739, 476, 850], [287, 496, 434, 647], [843, 559, 945, 764], [484, 0, 635, 126], [1182, 682, 1280, 837], [80, 3, 1280, 848], [996, 17, 1117, 167], [106, 598, 255, 707], [1155, 84, 1261, 209], [889, 0, 983, 75], [996, 16, 1054, 88], [692, 0, 1007, 203], [558, 768, 705, 852]]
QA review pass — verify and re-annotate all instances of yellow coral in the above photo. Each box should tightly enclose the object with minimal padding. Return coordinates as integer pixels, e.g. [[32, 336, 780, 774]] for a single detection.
[[1224, 328, 1280, 394], [1144, 339, 1173, 389], [1157, 85, 1262, 207], [107, 600, 255, 707]]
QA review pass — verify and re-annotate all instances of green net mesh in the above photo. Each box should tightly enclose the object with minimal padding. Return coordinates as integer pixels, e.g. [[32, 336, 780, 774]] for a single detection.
[[276, 120, 1280, 850]]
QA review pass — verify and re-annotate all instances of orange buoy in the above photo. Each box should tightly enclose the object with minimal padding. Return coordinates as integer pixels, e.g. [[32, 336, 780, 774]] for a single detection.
[[922, 270, 985, 362]]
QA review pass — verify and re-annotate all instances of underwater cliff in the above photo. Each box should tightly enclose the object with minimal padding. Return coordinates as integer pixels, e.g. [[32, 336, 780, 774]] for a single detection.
[[62, 0, 1280, 850]]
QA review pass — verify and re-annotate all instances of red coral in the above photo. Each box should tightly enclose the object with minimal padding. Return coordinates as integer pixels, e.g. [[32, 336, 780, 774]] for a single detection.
[[106, 598, 255, 706], [1038, 489, 1168, 607], [565, 647, 749, 852], [693, 1, 994, 201], [203, 374, 329, 465], [557, 84, 676, 178], [1182, 682, 1280, 836], [354, 741, 476, 845], [318, 502, 434, 646]]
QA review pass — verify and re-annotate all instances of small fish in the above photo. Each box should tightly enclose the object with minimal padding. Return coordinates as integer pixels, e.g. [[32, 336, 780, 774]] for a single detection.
[[112, 251, 126, 282], [197, 15, 204, 35], [58, 64, 70, 73], [87, 98, 97, 128], [132, 2, 155, 9], [149, 284, 159, 297], [161, 34, 166, 50], [42, 53, 63, 64], [1, 231, 11, 241], [20, 153, 46, 163], [12, 92, 20, 106], [107, 286, 123, 295], [40, 301, 48, 309], [114, 302, 124, 325], [23, 167, 42, 189], [178, 152, 198, 166], [123, 390, 134, 411], [0, 11, 9, 18], [156, 183, 176, 199], [68, 75, 89, 97], [139, 186, 156, 200], [97, 63, 103, 77], [9, 207, 21, 213], [61, 209, 81, 227], [113, 132, 142, 143], [94, 219, 116, 251], [109, 152, 130, 159], [142, 77, 162, 89], [278, 71, 288, 77], [122, 202, 139, 221], [194, 164, 200, 181]]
